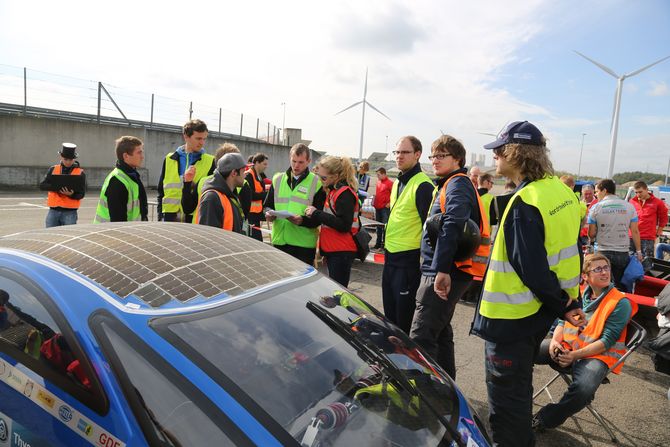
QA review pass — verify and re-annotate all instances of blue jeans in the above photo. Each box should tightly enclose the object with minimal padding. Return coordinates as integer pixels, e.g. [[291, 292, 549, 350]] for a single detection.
[[485, 332, 545, 447], [45, 208, 78, 227], [374, 207, 390, 248], [535, 339, 609, 428], [656, 243, 670, 260]]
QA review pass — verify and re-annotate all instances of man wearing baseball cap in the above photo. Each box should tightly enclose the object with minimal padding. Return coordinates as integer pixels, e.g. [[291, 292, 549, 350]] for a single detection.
[[471, 121, 585, 446], [39, 143, 86, 227], [195, 153, 247, 233]]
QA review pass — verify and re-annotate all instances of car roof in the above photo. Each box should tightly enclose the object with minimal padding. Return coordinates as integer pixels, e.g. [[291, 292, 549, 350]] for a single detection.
[[0, 222, 311, 310]]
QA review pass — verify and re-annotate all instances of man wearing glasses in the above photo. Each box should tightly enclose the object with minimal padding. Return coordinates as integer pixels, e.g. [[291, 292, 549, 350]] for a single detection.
[[472, 121, 585, 447], [382, 136, 434, 334], [409, 135, 489, 380]]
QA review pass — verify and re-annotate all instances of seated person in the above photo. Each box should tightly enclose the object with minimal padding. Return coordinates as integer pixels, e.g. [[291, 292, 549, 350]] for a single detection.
[[533, 253, 637, 430]]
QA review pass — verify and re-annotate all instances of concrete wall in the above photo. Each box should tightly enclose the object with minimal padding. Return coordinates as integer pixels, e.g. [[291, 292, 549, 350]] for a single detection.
[[0, 114, 296, 188]]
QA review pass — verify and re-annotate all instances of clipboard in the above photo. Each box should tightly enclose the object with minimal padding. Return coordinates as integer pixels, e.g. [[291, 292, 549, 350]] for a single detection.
[[50, 174, 85, 191]]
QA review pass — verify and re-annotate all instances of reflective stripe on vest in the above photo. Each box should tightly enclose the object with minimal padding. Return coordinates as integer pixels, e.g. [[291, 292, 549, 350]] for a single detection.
[[385, 171, 434, 253], [248, 168, 264, 214], [162, 152, 215, 214], [480, 176, 581, 319], [194, 190, 234, 231], [271, 172, 322, 248], [562, 287, 638, 374], [438, 173, 491, 277], [47, 165, 82, 209], [320, 186, 359, 253], [94, 168, 140, 223]]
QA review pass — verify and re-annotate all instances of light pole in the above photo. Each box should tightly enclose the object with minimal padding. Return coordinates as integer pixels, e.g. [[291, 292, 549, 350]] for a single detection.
[[385, 135, 388, 154], [665, 154, 670, 186], [577, 132, 586, 177], [281, 102, 286, 144]]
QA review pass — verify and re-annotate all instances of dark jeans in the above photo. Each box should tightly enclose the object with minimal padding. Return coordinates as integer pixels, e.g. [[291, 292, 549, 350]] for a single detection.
[[276, 244, 316, 266], [409, 275, 471, 379], [382, 263, 421, 335], [374, 207, 390, 248], [598, 250, 629, 290], [535, 339, 609, 429], [324, 251, 355, 287], [657, 243, 670, 260], [248, 213, 263, 242], [45, 208, 77, 227], [485, 332, 545, 447]]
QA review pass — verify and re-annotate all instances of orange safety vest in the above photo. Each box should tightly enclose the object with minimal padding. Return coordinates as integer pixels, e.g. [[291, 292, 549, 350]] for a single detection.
[[438, 173, 491, 277], [563, 287, 638, 374], [47, 164, 82, 209], [320, 186, 359, 253], [248, 168, 264, 214], [194, 190, 234, 231]]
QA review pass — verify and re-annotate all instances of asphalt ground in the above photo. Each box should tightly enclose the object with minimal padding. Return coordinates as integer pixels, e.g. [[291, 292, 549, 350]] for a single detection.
[[1, 190, 669, 446]]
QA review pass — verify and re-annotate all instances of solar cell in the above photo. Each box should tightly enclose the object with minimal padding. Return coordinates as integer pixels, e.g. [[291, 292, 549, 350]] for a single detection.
[[0, 223, 308, 308]]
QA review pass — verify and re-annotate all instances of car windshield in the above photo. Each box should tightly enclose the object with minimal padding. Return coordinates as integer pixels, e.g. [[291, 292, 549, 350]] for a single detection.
[[154, 276, 462, 446]]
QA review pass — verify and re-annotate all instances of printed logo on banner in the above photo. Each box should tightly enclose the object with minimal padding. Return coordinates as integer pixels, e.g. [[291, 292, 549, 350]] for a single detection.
[[23, 379, 34, 397], [37, 389, 55, 408], [0, 417, 8, 442], [77, 418, 93, 436], [58, 405, 73, 423], [6, 370, 23, 388], [0, 361, 5, 376]]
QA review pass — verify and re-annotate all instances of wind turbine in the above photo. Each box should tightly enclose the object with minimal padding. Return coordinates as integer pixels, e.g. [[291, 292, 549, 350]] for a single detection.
[[574, 51, 670, 178], [335, 68, 390, 162]]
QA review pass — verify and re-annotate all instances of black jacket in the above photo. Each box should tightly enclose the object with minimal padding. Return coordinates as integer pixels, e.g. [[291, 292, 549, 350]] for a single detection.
[[105, 161, 148, 222], [197, 172, 244, 233], [39, 161, 87, 210], [311, 182, 357, 254], [264, 168, 326, 229], [243, 169, 268, 217]]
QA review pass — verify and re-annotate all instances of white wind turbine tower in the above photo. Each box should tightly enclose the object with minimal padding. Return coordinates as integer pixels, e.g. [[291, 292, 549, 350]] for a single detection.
[[574, 51, 670, 178], [335, 68, 391, 162]]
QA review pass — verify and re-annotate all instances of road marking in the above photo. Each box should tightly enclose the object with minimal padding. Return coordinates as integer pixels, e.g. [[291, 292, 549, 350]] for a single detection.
[[18, 202, 48, 209]]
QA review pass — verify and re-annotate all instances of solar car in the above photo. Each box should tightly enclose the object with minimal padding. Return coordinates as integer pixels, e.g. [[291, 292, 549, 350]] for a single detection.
[[0, 223, 490, 446]]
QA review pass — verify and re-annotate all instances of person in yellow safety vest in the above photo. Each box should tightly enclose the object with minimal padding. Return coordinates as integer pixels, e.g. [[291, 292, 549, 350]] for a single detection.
[[471, 121, 585, 447], [264, 143, 325, 266], [532, 253, 637, 430], [244, 153, 269, 241], [39, 143, 87, 227], [157, 119, 215, 223], [409, 134, 490, 380], [194, 153, 246, 233], [94, 136, 148, 223], [382, 136, 435, 335], [188, 143, 241, 210]]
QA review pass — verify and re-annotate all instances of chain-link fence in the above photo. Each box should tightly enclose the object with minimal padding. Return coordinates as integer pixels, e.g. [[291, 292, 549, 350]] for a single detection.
[[0, 64, 280, 140]]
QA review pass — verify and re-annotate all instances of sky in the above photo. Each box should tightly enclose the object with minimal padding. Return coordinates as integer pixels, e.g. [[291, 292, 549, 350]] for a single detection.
[[1, 0, 669, 177]]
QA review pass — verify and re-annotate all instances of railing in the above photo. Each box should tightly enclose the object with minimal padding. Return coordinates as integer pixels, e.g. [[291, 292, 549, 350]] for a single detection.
[[0, 64, 281, 142]]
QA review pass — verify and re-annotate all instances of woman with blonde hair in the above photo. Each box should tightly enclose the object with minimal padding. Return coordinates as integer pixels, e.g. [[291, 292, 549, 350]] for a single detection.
[[305, 156, 361, 287]]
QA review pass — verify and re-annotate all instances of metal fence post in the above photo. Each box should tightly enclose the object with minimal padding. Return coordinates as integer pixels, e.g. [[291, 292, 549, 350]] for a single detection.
[[267, 122, 270, 142], [150, 94, 154, 128], [256, 118, 259, 139], [23, 67, 27, 114], [97, 82, 102, 124], [218, 108, 222, 133], [189, 101, 193, 120], [240, 113, 243, 136]]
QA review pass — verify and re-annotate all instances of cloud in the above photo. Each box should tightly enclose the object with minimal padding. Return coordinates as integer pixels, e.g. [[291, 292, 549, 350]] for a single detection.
[[648, 81, 669, 97], [633, 115, 670, 126], [332, 2, 426, 54]]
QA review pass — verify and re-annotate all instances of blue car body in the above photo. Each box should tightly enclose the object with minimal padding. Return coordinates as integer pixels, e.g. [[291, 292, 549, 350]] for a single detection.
[[0, 223, 490, 447]]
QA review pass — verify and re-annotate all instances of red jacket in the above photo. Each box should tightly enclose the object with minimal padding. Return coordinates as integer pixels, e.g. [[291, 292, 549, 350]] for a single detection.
[[629, 193, 668, 240], [372, 177, 393, 210]]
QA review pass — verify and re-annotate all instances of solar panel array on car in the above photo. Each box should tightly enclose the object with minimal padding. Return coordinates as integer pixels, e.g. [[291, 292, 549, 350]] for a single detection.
[[0, 223, 308, 307]]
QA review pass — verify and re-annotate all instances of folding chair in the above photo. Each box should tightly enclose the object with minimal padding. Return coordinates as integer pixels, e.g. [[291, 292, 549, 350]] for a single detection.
[[533, 319, 647, 443]]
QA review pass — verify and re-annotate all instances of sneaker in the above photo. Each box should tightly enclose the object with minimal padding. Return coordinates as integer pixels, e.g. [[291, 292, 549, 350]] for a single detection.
[[531, 414, 546, 432]]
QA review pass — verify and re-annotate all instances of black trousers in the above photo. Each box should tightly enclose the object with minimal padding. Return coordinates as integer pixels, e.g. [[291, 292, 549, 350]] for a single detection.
[[409, 275, 471, 379], [324, 251, 356, 287], [382, 263, 421, 334], [248, 213, 263, 242], [276, 244, 316, 266]]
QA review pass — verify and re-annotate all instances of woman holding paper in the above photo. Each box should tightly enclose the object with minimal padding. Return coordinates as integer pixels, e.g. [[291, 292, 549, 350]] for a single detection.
[[305, 156, 360, 287]]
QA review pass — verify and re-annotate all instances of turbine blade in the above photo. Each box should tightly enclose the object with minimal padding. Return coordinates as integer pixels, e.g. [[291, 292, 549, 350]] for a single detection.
[[364, 101, 391, 120], [335, 101, 363, 116], [625, 55, 670, 77], [574, 50, 619, 78]]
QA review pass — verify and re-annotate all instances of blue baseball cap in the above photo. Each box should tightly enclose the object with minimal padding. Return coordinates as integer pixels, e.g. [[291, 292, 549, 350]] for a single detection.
[[483, 121, 545, 150]]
